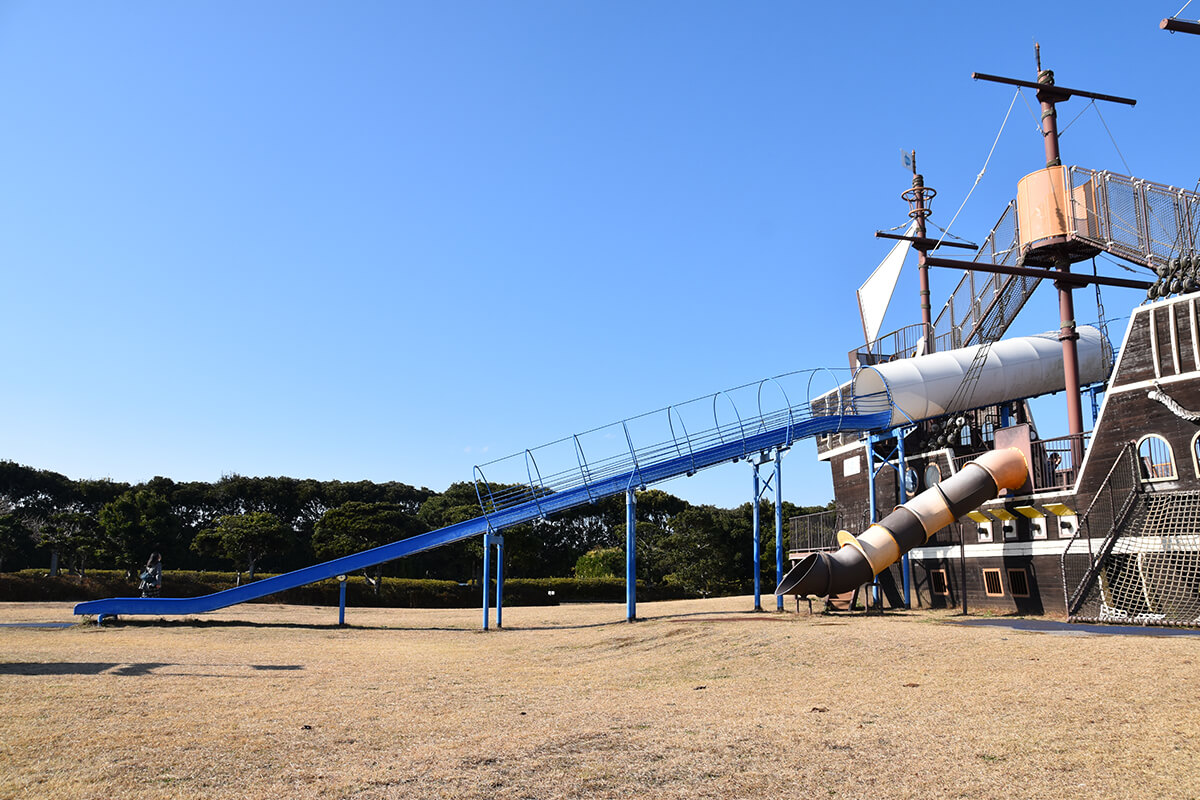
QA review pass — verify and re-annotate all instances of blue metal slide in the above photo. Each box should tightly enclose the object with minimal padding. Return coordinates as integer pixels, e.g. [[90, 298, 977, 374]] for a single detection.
[[75, 371, 891, 620]]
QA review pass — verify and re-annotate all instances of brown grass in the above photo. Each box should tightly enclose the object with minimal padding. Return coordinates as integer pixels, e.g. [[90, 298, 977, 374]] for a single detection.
[[1, 598, 1197, 800]]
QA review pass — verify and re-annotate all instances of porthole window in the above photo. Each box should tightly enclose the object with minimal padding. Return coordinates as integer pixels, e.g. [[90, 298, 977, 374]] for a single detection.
[[1137, 434, 1177, 481], [924, 462, 942, 489]]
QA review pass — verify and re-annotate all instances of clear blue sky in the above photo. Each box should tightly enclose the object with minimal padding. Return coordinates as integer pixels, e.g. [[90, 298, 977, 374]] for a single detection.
[[1, 2, 1196, 508]]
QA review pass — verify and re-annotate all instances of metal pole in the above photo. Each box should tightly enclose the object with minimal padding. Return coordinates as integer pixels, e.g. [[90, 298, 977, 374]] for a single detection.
[[626, 489, 637, 622], [960, 522, 968, 616], [866, 435, 879, 610], [774, 451, 784, 612], [752, 465, 763, 611], [496, 536, 504, 630], [338, 578, 347, 626], [482, 531, 491, 631], [895, 429, 912, 608], [1036, 57, 1086, 450]]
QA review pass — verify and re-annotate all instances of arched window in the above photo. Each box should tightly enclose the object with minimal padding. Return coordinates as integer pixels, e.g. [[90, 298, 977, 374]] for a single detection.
[[1191, 431, 1200, 479], [1137, 434, 1177, 481]]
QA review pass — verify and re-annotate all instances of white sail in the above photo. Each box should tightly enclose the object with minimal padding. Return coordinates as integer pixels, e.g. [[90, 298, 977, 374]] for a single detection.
[[857, 220, 917, 344]]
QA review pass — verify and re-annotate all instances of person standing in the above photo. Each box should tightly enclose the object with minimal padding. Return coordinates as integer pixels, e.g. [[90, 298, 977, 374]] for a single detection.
[[140, 552, 162, 598]]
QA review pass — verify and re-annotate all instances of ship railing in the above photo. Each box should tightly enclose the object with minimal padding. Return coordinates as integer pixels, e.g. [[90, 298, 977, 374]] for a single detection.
[[1067, 166, 1200, 271], [948, 432, 1089, 493], [1061, 442, 1142, 616], [787, 509, 839, 558], [931, 199, 1040, 350], [848, 323, 959, 367], [1030, 433, 1089, 492]]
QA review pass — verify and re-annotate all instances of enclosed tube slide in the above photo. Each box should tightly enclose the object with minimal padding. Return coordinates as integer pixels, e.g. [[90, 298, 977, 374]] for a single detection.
[[852, 326, 1110, 427], [775, 447, 1028, 598]]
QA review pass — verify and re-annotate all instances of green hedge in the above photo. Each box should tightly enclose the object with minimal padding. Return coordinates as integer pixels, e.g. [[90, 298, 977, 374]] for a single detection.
[[0, 570, 696, 608]]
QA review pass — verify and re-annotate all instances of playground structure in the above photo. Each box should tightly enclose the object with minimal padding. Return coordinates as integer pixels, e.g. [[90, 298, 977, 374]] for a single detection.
[[75, 369, 893, 625], [776, 447, 1027, 598]]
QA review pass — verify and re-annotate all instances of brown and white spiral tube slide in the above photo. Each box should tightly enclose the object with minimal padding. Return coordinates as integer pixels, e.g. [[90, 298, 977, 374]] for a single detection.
[[775, 447, 1028, 598]]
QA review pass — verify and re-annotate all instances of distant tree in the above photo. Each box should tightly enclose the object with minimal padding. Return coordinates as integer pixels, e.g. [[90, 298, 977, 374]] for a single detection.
[[313, 502, 427, 593], [36, 512, 106, 578], [0, 505, 31, 572], [98, 489, 180, 577], [191, 512, 292, 581], [573, 547, 625, 578], [650, 504, 749, 597]]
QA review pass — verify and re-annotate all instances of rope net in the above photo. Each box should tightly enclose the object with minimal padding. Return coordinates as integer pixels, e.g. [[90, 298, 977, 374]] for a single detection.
[[1067, 469, 1200, 626]]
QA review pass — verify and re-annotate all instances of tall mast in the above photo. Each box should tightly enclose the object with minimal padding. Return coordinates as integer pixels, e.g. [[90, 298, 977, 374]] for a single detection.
[[902, 152, 937, 354], [1033, 45, 1085, 443], [968, 49, 1136, 454]]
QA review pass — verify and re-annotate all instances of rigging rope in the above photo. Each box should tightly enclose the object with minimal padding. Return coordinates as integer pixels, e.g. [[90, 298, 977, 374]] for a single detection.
[[1093, 259, 1114, 366], [1093, 102, 1133, 174], [1149, 380, 1200, 422], [1058, 99, 1095, 138], [932, 88, 1021, 251]]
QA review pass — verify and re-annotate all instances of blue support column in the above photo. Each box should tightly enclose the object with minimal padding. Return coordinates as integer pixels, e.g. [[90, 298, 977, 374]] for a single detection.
[[752, 465, 762, 611], [338, 577, 347, 626], [866, 434, 879, 609], [495, 535, 504, 629], [774, 451, 784, 612], [626, 489, 637, 622], [482, 531, 492, 631], [895, 428, 911, 609]]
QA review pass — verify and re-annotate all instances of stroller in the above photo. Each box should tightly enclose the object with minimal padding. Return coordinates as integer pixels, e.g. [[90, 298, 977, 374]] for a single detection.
[[139, 563, 161, 598]]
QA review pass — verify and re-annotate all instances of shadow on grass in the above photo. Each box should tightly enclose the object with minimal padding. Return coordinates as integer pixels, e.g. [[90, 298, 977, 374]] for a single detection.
[[0, 661, 305, 676]]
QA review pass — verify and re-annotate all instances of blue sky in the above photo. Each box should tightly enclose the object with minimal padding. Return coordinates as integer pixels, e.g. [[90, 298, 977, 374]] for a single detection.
[[1, 2, 1197, 509]]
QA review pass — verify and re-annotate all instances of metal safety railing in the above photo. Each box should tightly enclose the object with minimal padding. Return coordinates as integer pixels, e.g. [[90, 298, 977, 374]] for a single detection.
[[473, 369, 894, 521], [1067, 167, 1200, 271]]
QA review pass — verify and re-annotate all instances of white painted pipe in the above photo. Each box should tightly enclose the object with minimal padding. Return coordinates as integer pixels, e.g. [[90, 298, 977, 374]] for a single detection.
[[851, 326, 1110, 427]]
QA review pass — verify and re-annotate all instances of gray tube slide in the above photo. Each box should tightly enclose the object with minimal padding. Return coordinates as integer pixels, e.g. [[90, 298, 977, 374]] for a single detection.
[[776, 447, 1028, 598]]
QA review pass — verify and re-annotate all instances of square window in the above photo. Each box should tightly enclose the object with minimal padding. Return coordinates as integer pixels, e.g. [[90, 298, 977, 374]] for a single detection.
[[1008, 568, 1030, 598], [930, 569, 949, 596], [982, 568, 1004, 596]]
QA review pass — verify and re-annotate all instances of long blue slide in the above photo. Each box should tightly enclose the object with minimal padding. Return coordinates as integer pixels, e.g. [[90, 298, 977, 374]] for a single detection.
[[75, 373, 891, 620]]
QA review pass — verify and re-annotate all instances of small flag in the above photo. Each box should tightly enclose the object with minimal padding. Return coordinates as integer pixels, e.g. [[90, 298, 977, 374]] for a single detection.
[[902, 149, 914, 171]]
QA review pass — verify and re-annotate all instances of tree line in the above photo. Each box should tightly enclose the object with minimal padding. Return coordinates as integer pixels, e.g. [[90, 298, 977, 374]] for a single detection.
[[0, 460, 827, 597]]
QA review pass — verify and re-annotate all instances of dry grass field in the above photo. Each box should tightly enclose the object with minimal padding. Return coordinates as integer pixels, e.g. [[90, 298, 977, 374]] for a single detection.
[[1, 597, 1197, 800]]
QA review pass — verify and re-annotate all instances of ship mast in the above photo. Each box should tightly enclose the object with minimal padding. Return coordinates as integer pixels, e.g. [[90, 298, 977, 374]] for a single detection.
[[926, 48, 1141, 462], [902, 153, 936, 354]]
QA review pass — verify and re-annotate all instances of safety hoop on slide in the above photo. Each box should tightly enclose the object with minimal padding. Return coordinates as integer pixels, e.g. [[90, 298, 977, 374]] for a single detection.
[[621, 420, 645, 491], [572, 434, 597, 503], [806, 367, 844, 429], [755, 377, 794, 446], [472, 465, 499, 525], [851, 363, 900, 430], [523, 449, 549, 518], [711, 390, 749, 460], [666, 405, 697, 477]]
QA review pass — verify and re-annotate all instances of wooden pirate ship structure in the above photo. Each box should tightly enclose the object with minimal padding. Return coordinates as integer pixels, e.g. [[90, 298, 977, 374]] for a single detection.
[[788, 46, 1200, 626]]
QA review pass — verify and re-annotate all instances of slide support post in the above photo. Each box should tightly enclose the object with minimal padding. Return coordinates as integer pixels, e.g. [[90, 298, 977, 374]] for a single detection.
[[895, 428, 912, 609], [482, 531, 492, 631], [626, 489, 637, 622], [775, 450, 785, 612], [495, 535, 505, 629], [338, 577, 347, 626], [752, 464, 762, 611]]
